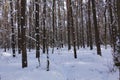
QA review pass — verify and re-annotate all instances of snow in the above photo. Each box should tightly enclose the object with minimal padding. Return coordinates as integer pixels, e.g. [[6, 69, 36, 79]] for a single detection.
[[0, 46, 119, 80], [0, 52, 12, 57]]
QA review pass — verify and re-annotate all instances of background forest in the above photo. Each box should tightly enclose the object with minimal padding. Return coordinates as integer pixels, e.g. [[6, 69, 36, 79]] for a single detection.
[[0, 0, 120, 80]]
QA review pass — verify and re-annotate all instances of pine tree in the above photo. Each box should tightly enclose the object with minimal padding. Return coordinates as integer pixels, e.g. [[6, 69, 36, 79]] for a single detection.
[[43, 0, 46, 54], [52, 0, 55, 53], [108, 0, 117, 52], [88, 0, 93, 50], [67, 0, 77, 58], [66, 0, 71, 50], [35, 0, 40, 66], [81, 0, 85, 48], [91, 0, 102, 56], [35, 0, 40, 58], [10, 0, 16, 57], [21, 0, 27, 68], [17, 0, 21, 54]]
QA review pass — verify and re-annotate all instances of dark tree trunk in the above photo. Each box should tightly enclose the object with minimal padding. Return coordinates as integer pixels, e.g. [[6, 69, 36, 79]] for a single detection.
[[35, 0, 40, 60], [52, 0, 55, 53], [78, 0, 82, 48], [116, 1, 120, 80], [75, 0, 80, 49], [28, 2, 32, 52], [21, 0, 27, 68], [43, 0, 46, 53], [67, 0, 77, 58], [81, 0, 85, 48], [67, 0, 71, 50], [104, 5, 107, 49], [91, 0, 102, 56], [46, 31, 50, 71], [17, 0, 21, 54], [88, 0, 93, 50], [117, 0, 120, 35], [58, 0, 63, 48], [10, 0, 16, 57]]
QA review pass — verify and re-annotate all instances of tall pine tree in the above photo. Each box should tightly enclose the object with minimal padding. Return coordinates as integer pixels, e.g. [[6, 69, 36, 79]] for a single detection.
[[21, 0, 27, 68], [91, 0, 102, 56]]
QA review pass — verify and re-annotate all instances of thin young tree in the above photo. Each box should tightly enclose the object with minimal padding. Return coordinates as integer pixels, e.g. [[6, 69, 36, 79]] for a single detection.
[[104, 1, 107, 49], [46, 29, 50, 71], [91, 0, 102, 56], [52, 0, 55, 53]]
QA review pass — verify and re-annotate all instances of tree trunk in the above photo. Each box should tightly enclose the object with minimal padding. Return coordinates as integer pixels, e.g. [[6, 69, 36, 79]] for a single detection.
[[52, 0, 55, 53], [75, 0, 80, 49], [28, 1, 32, 52], [104, 5, 107, 49], [21, 0, 27, 68], [46, 30, 50, 71], [35, 0, 40, 60], [43, 0, 46, 53], [66, 0, 71, 50], [67, 0, 77, 58], [58, 0, 63, 48], [108, 0, 117, 52], [10, 0, 16, 57], [88, 0, 93, 50], [81, 0, 85, 48], [91, 0, 102, 56], [117, 0, 120, 36], [17, 0, 21, 54]]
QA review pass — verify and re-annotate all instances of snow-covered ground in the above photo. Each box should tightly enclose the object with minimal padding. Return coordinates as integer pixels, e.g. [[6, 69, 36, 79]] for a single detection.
[[0, 46, 119, 80]]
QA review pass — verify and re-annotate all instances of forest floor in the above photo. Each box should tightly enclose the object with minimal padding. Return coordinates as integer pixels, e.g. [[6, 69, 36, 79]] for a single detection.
[[0, 45, 119, 80]]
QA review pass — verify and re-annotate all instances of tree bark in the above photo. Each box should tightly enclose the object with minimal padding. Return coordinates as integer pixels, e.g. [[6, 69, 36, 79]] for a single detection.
[[108, 0, 116, 52], [43, 0, 46, 53], [52, 0, 55, 53], [66, 0, 71, 50], [88, 0, 93, 50], [117, 0, 120, 35], [17, 0, 21, 54], [67, 0, 77, 58], [21, 0, 27, 68], [10, 0, 16, 57], [35, 0, 40, 60], [91, 0, 102, 56]]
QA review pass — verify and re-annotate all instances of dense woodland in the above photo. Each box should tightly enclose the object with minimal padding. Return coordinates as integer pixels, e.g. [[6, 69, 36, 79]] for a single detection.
[[0, 0, 120, 70]]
